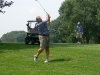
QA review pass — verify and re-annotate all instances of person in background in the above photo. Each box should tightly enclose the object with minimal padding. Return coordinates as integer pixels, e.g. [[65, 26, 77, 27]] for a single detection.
[[75, 22, 83, 44], [34, 13, 50, 63]]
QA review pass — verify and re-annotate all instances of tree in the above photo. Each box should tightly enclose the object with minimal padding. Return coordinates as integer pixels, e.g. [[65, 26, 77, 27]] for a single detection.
[[0, 38, 1, 43], [50, 0, 77, 43], [1, 31, 26, 42], [0, 0, 14, 14], [50, 0, 100, 43], [74, 0, 100, 43], [50, 17, 63, 43]]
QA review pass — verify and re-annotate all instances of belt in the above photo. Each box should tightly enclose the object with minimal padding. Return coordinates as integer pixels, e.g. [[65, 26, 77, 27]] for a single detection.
[[39, 34, 49, 36]]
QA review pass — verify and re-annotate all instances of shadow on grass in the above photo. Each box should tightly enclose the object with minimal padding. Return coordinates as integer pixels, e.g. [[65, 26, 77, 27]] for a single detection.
[[0, 50, 5, 53], [50, 58, 71, 62], [0, 43, 88, 53], [0, 43, 39, 52]]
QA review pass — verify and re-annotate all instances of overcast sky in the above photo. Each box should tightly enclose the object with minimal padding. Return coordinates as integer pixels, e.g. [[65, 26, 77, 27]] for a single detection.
[[0, 0, 65, 38]]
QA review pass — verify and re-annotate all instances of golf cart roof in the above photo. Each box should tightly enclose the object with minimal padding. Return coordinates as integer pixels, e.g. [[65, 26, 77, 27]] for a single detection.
[[27, 20, 37, 22]]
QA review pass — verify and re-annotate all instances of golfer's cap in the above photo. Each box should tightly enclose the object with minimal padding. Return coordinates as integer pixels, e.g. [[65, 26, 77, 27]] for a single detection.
[[77, 22, 80, 24]]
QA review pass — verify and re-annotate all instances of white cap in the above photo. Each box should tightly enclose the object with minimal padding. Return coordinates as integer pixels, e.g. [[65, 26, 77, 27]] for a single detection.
[[77, 22, 80, 24]]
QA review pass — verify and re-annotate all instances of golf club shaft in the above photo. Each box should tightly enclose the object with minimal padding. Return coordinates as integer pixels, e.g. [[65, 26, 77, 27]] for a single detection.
[[37, 0, 47, 13]]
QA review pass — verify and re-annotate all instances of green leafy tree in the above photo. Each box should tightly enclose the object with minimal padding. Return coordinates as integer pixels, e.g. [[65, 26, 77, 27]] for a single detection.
[[50, 17, 62, 43], [50, 0, 100, 43], [0, 38, 1, 43], [1, 31, 26, 42]]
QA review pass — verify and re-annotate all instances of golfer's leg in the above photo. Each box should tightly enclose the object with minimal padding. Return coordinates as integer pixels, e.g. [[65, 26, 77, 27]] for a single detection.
[[76, 33, 80, 42], [36, 48, 44, 58], [77, 38, 80, 42], [79, 38, 81, 42], [36, 35, 44, 57], [46, 47, 49, 59], [79, 33, 82, 42], [46, 36, 50, 59]]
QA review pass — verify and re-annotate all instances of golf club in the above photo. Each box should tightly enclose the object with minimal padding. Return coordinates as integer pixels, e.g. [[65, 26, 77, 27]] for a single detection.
[[35, 0, 47, 13]]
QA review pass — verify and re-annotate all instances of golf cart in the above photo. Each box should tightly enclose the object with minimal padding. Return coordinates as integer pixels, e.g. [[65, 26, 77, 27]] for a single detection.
[[24, 20, 40, 45]]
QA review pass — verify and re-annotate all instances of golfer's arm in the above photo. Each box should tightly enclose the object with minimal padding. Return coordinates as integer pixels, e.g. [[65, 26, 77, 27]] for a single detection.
[[46, 14, 50, 25]]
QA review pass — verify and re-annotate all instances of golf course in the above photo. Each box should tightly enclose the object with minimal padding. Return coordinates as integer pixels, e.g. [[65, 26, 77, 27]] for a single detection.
[[0, 43, 100, 75]]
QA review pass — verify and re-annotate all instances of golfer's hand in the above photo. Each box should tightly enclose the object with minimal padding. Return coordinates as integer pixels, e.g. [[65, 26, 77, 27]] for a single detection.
[[46, 13, 50, 18], [46, 13, 50, 25]]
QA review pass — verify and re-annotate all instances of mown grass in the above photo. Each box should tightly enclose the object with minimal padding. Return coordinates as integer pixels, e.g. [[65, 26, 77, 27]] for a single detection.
[[0, 43, 100, 75]]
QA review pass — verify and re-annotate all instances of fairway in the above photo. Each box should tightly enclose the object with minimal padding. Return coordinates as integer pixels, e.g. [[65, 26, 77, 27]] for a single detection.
[[0, 43, 100, 75]]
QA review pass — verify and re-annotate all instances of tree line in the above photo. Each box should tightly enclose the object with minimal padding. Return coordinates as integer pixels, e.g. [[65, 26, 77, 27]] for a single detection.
[[0, 31, 26, 43]]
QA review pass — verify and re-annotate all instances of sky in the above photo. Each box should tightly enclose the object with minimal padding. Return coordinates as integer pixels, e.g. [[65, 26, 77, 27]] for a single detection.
[[0, 0, 65, 38]]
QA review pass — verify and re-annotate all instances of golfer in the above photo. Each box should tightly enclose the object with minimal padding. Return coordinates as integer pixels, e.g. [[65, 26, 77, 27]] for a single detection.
[[34, 13, 50, 63], [75, 22, 83, 44]]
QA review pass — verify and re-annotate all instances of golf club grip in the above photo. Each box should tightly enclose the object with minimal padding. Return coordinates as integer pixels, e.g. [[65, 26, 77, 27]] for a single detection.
[[46, 12, 51, 18]]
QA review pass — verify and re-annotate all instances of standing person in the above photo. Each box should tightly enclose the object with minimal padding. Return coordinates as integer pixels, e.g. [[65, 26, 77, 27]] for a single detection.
[[75, 22, 83, 44], [34, 13, 50, 63]]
